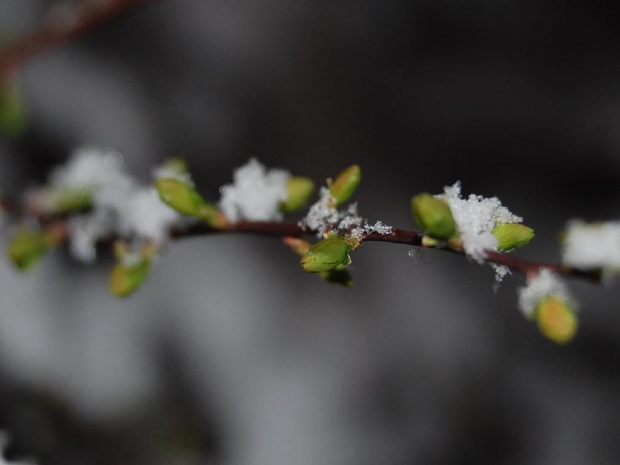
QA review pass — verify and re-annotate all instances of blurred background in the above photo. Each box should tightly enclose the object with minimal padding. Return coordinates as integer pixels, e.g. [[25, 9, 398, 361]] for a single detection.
[[1, 0, 620, 464]]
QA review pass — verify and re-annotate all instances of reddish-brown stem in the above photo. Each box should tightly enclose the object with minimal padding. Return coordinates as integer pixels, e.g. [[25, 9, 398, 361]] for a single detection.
[[1, 197, 603, 283], [0, 0, 156, 75], [167, 221, 602, 283]]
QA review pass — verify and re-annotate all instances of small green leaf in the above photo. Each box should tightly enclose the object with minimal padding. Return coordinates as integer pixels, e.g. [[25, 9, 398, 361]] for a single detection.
[[535, 296, 578, 344], [109, 258, 151, 298], [329, 165, 361, 207], [492, 223, 534, 251], [301, 235, 354, 273], [0, 77, 27, 137], [7, 228, 50, 272], [411, 193, 456, 239], [155, 178, 228, 228], [281, 177, 315, 213]]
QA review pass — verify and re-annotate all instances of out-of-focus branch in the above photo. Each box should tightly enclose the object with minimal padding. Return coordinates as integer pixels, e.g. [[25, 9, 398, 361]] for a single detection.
[[0, 0, 157, 75]]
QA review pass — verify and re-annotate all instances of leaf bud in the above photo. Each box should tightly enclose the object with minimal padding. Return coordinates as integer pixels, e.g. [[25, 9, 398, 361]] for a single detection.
[[535, 296, 578, 344], [281, 177, 315, 213], [410, 193, 456, 239], [7, 228, 51, 272], [155, 178, 228, 228], [493, 223, 535, 251], [301, 235, 354, 273], [329, 165, 361, 207], [109, 257, 151, 298]]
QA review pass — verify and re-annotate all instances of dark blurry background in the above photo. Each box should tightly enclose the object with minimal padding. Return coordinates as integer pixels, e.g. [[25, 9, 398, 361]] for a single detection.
[[2, 1, 620, 464]]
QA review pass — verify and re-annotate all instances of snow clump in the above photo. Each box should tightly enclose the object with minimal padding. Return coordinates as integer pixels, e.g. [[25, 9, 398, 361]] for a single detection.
[[562, 220, 620, 270], [218, 158, 290, 222], [439, 181, 522, 263]]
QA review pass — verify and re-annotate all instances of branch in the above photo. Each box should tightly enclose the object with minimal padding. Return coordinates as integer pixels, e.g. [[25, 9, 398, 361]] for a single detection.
[[0, 0, 157, 75], [174, 221, 603, 283]]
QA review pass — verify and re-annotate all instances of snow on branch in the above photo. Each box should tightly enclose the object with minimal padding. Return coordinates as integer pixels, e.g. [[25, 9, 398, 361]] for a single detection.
[[0, 150, 617, 344]]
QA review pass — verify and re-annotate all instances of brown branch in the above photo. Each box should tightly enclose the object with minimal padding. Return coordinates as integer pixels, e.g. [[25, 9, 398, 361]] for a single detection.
[[171, 221, 603, 283], [0, 0, 157, 75], [0, 195, 603, 283]]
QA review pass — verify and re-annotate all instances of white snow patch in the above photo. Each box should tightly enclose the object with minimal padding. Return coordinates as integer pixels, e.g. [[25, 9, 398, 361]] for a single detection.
[[50, 147, 126, 190], [118, 187, 181, 241], [439, 181, 522, 263], [562, 220, 620, 269], [219, 159, 290, 222], [301, 188, 392, 239], [517, 269, 574, 318]]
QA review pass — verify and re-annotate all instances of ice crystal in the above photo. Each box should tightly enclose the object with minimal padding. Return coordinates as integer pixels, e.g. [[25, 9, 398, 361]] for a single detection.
[[562, 220, 620, 269], [301, 188, 392, 239], [490, 263, 510, 293], [439, 181, 522, 263], [517, 269, 574, 318], [218, 159, 290, 222]]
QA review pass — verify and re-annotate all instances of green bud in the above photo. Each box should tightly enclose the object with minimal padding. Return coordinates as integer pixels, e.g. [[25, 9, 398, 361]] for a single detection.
[[0, 77, 27, 137], [301, 235, 355, 273], [410, 193, 456, 239], [281, 177, 315, 213], [51, 187, 93, 213], [535, 296, 578, 344], [7, 228, 51, 272], [493, 223, 534, 251], [329, 165, 361, 207], [109, 258, 151, 298], [155, 178, 228, 228]]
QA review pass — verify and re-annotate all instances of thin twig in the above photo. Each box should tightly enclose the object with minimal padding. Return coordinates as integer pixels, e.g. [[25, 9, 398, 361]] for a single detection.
[[0, 0, 156, 75], [0, 196, 603, 283]]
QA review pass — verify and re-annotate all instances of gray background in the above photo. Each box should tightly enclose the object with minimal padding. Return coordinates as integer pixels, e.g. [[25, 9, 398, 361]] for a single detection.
[[1, 1, 620, 464]]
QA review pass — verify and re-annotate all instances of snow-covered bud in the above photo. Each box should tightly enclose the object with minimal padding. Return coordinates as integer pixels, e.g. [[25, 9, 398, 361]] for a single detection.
[[492, 223, 534, 251], [301, 234, 357, 273], [411, 193, 456, 239], [535, 296, 578, 344], [329, 165, 361, 207], [155, 178, 227, 228], [109, 256, 151, 298], [7, 228, 52, 272], [281, 177, 315, 213]]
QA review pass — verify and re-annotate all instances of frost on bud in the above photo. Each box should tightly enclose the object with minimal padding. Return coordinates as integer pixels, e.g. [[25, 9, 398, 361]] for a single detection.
[[411, 193, 456, 239], [493, 223, 534, 251], [155, 178, 227, 228], [0, 76, 27, 137], [281, 177, 315, 213], [109, 257, 151, 298], [301, 234, 356, 273], [329, 165, 361, 207], [7, 228, 52, 272], [535, 296, 578, 344]]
